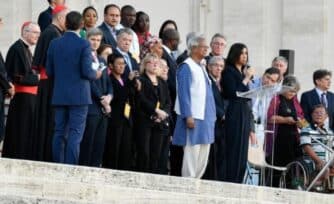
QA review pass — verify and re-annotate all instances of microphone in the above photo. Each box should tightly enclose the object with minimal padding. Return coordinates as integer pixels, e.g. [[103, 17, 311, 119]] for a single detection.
[[245, 64, 254, 82]]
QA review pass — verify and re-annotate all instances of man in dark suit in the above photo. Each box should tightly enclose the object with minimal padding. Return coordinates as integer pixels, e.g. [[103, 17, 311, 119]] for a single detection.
[[113, 28, 139, 80], [38, 0, 65, 32], [161, 29, 180, 175], [46, 11, 102, 165], [0, 18, 14, 143], [98, 4, 122, 49], [161, 29, 179, 106], [301, 69, 334, 130], [203, 56, 225, 180]]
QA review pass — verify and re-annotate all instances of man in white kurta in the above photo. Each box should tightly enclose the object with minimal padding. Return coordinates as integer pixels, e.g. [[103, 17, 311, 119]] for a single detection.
[[172, 34, 216, 178]]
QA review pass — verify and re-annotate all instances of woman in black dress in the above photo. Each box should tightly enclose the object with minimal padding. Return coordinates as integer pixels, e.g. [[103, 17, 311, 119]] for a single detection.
[[221, 43, 255, 183]]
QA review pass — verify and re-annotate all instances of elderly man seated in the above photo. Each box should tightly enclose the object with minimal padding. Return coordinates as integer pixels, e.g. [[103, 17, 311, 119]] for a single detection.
[[300, 104, 334, 181]]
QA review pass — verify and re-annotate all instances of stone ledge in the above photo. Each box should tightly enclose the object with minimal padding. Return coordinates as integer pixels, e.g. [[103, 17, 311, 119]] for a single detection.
[[0, 158, 331, 203]]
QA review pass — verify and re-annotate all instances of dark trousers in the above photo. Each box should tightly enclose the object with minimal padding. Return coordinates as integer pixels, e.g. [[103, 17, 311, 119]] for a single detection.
[[52, 105, 88, 165], [79, 114, 108, 167], [158, 135, 170, 174], [170, 144, 184, 176], [136, 124, 164, 173], [103, 118, 133, 170], [0, 92, 5, 142]]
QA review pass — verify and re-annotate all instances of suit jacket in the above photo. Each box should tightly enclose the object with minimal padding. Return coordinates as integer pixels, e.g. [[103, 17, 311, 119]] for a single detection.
[[209, 76, 225, 120], [88, 59, 113, 115], [98, 23, 117, 49], [176, 50, 188, 66], [300, 88, 334, 130], [46, 32, 97, 105], [0, 52, 10, 92], [5, 39, 39, 86], [37, 7, 52, 32], [109, 75, 136, 126], [113, 48, 139, 80], [162, 47, 177, 108], [135, 74, 171, 127]]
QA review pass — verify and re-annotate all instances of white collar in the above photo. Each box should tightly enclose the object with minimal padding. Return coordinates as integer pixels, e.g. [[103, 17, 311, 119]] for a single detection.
[[163, 45, 172, 54], [315, 87, 327, 96], [67, 30, 80, 37]]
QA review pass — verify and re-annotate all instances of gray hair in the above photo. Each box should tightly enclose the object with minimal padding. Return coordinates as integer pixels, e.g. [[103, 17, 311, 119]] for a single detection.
[[186, 32, 196, 46], [272, 56, 288, 65], [283, 75, 300, 92], [116, 28, 133, 40], [86, 27, 103, 39], [210, 33, 226, 43], [208, 56, 224, 65], [187, 33, 206, 54]]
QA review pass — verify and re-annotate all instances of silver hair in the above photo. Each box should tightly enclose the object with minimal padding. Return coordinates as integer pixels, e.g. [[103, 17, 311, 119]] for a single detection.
[[208, 56, 224, 65], [116, 28, 133, 40], [186, 32, 196, 46], [272, 56, 288, 65], [210, 33, 226, 43], [21, 22, 39, 36], [283, 75, 300, 91], [86, 27, 103, 39], [187, 33, 206, 54]]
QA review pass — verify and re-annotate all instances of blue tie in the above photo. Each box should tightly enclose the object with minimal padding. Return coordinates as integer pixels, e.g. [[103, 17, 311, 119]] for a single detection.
[[321, 93, 328, 108], [124, 54, 133, 72]]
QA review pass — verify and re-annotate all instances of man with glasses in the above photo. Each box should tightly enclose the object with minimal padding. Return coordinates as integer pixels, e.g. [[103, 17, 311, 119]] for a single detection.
[[203, 56, 225, 180], [2, 22, 41, 159], [205, 33, 227, 64], [173, 33, 216, 178], [301, 69, 334, 130]]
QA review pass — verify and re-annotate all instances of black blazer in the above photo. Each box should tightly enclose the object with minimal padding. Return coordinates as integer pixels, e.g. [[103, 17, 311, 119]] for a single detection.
[[109, 74, 136, 126], [300, 88, 334, 130], [161, 48, 177, 107], [0, 52, 11, 92], [113, 48, 139, 81], [88, 59, 113, 115], [176, 50, 188, 65], [98, 23, 118, 49], [135, 74, 171, 127], [209, 76, 225, 120], [37, 7, 52, 32]]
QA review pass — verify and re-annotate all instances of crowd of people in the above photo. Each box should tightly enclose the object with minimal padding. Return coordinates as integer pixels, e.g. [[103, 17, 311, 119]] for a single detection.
[[0, 0, 333, 187]]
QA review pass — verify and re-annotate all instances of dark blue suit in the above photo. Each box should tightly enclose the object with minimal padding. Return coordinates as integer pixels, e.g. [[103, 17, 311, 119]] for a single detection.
[[46, 31, 97, 164], [38, 7, 52, 32], [300, 88, 334, 130], [98, 23, 117, 49], [80, 61, 113, 167], [203, 76, 226, 180]]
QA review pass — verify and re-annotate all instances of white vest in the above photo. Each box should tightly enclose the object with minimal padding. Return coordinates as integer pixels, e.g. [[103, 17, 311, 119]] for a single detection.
[[175, 57, 210, 120]]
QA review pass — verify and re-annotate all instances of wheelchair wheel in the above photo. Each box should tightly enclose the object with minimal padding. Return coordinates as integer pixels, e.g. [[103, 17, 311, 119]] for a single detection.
[[279, 160, 312, 190]]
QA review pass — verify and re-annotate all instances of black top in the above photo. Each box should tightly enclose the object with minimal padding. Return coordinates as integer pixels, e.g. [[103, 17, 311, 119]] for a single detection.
[[33, 24, 63, 68], [38, 7, 52, 32], [0, 52, 11, 91], [5, 39, 39, 86]]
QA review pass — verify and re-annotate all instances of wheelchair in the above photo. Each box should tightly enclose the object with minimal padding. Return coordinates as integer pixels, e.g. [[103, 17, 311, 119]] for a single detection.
[[279, 132, 334, 193]]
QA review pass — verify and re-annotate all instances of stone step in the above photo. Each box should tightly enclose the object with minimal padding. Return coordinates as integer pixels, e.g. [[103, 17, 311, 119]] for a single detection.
[[0, 158, 331, 203]]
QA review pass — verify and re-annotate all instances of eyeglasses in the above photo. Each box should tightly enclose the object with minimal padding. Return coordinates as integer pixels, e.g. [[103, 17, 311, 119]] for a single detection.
[[25, 30, 40, 35], [210, 63, 224, 68], [197, 45, 209, 49], [212, 42, 226, 47]]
